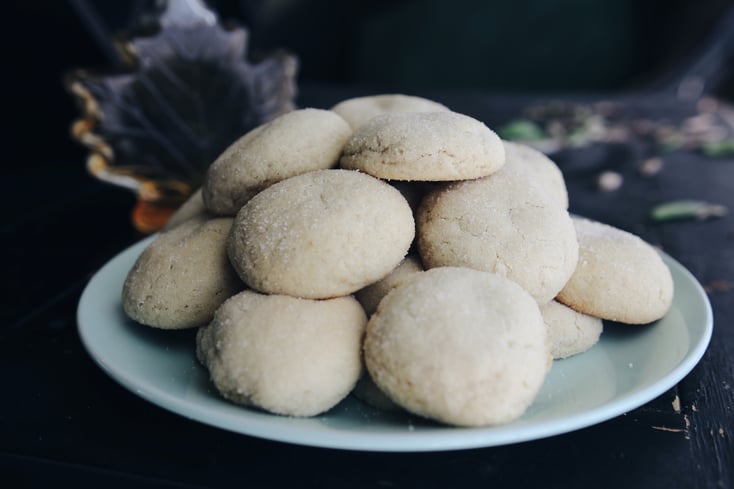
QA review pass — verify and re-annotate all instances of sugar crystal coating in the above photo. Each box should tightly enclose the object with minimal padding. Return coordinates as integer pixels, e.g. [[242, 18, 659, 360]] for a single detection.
[[123, 217, 244, 329], [203, 108, 352, 215], [340, 111, 505, 181], [331, 93, 450, 130], [228, 169, 415, 299], [364, 267, 549, 427], [197, 290, 366, 417], [557, 218, 674, 324]]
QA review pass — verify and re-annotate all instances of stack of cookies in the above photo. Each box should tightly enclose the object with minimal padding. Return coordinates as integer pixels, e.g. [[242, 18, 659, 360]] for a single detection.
[[121, 95, 674, 427]]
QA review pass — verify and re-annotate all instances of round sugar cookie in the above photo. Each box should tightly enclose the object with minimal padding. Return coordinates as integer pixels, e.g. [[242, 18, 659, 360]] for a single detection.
[[539, 300, 603, 359], [364, 267, 548, 427], [122, 217, 244, 329], [196, 290, 366, 417], [557, 218, 674, 324], [339, 111, 505, 181], [228, 169, 415, 299], [355, 255, 423, 316], [331, 94, 450, 130], [416, 172, 578, 303], [203, 108, 352, 215], [503, 141, 569, 209]]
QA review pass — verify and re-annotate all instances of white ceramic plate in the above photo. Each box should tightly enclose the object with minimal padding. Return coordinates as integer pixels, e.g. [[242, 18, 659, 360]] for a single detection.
[[77, 236, 713, 452]]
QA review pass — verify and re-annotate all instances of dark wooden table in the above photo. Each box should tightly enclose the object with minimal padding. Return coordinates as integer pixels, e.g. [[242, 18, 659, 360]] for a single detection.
[[1, 85, 732, 489]]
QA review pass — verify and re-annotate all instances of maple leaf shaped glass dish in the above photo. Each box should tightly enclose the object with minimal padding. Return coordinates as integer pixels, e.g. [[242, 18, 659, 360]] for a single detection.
[[67, 0, 298, 232]]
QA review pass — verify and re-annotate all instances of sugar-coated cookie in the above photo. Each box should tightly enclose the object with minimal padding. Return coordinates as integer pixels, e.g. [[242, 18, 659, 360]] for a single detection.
[[503, 141, 569, 209], [417, 171, 578, 303], [355, 255, 423, 316], [228, 169, 415, 299], [203, 108, 352, 215], [197, 290, 366, 417], [364, 267, 548, 427], [340, 111, 505, 181], [557, 218, 674, 324], [331, 94, 450, 130], [539, 300, 603, 359], [122, 217, 244, 329]]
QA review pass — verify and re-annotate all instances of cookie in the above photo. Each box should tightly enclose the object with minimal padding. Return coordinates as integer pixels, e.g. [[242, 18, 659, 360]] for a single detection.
[[557, 218, 674, 324], [539, 300, 603, 359], [355, 255, 423, 316], [227, 169, 415, 299], [203, 108, 352, 215], [196, 290, 366, 417], [416, 171, 578, 303], [122, 217, 244, 329], [364, 267, 548, 427], [503, 141, 569, 208], [339, 111, 505, 181], [331, 93, 449, 130]]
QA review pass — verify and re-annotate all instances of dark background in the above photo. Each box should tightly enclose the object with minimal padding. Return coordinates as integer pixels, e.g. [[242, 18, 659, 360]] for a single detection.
[[7, 0, 734, 179]]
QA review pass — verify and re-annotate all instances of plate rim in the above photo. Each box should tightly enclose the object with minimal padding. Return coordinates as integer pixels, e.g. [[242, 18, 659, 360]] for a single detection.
[[77, 236, 713, 452]]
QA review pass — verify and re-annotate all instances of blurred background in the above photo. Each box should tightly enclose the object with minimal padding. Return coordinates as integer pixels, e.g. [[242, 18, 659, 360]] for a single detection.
[[8, 0, 734, 177]]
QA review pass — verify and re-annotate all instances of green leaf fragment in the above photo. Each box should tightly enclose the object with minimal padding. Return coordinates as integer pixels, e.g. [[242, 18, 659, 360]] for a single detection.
[[567, 128, 590, 147], [702, 139, 734, 157], [498, 119, 546, 141], [650, 200, 728, 222], [656, 133, 686, 153]]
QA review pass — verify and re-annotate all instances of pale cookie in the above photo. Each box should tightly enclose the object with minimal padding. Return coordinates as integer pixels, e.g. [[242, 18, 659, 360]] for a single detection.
[[417, 172, 578, 303], [557, 218, 674, 324], [331, 93, 450, 130], [197, 290, 366, 417], [162, 188, 210, 231], [364, 267, 548, 427], [539, 300, 603, 359], [203, 108, 352, 215], [355, 255, 423, 316], [122, 217, 244, 329], [503, 141, 569, 209], [228, 169, 415, 299], [339, 111, 505, 181]]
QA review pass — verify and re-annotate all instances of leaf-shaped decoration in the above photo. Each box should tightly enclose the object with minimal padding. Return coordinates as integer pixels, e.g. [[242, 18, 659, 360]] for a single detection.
[[649, 199, 728, 222], [67, 0, 298, 209]]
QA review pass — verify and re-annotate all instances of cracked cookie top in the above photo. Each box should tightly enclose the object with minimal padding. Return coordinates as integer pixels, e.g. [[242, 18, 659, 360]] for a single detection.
[[416, 169, 578, 303], [339, 111, 505, 181]]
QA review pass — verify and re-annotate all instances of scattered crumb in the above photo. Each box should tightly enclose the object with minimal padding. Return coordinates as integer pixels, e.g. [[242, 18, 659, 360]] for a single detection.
[[597, 171, 623, 191], [628, 362, 634, 368], [672, 394, 681, 413], [639, 157, 663, 177]]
